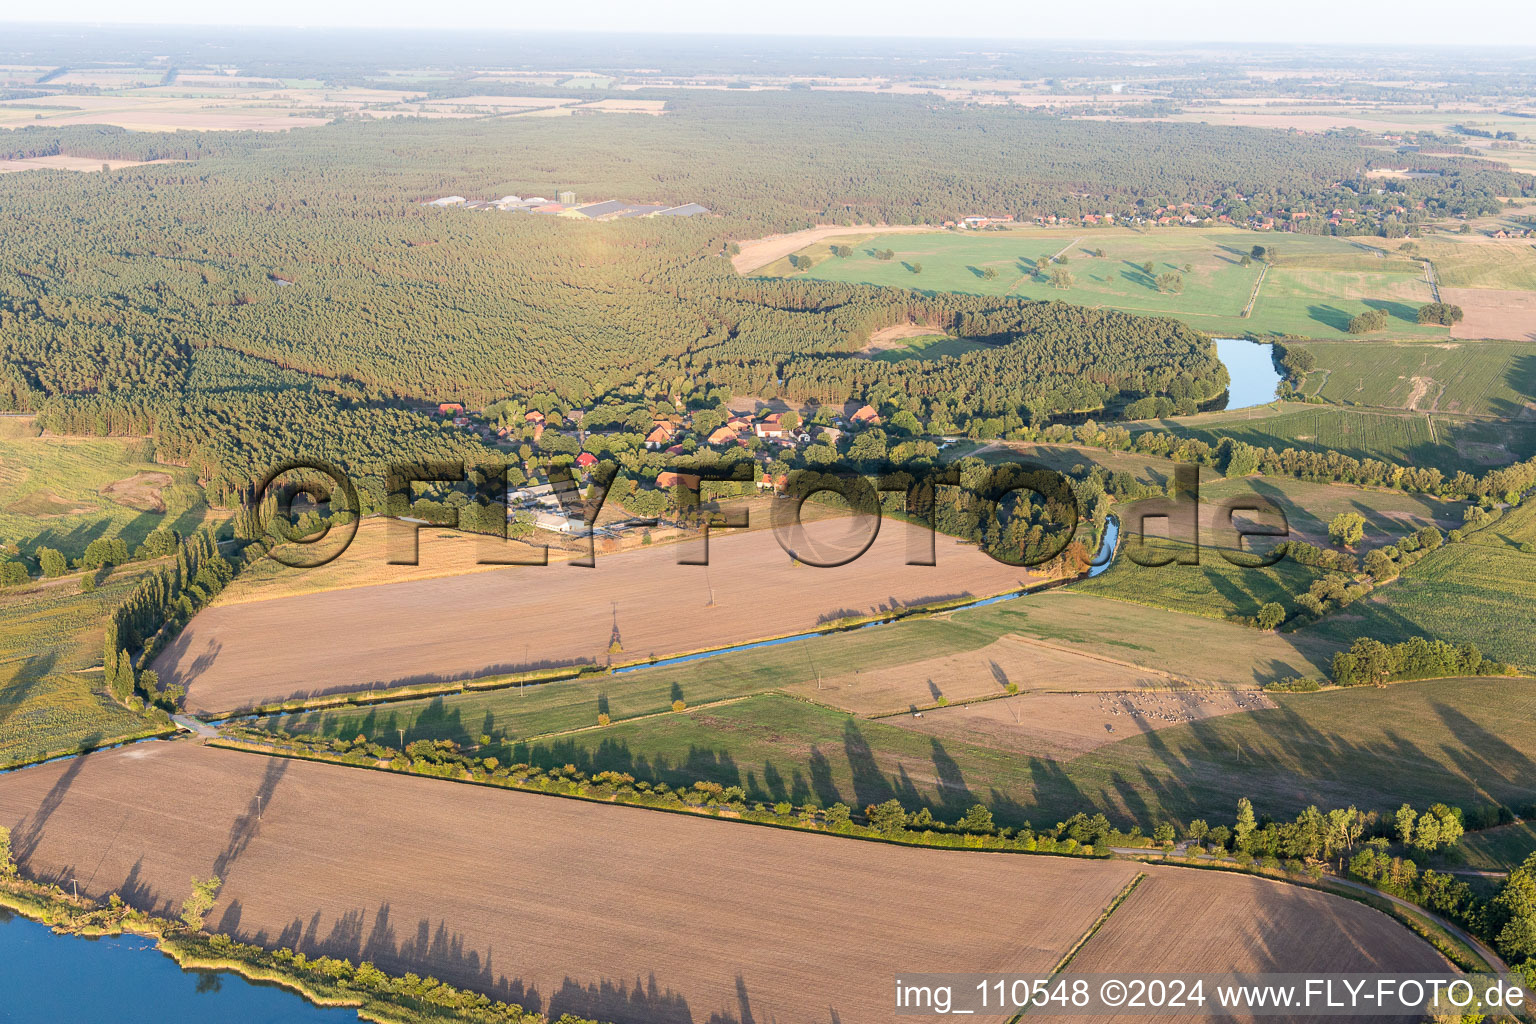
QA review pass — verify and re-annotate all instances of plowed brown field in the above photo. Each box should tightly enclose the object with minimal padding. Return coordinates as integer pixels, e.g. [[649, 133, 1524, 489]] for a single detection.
[[0, 744, 1447, 1023], [0, 742, 1132, 1023], [1067, 869, 1447, 1022], [155, 518, 1040, 714]]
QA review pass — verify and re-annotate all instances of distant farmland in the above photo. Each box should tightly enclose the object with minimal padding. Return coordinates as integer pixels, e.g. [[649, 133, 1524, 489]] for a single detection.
[[156, 518, 1041, 714], [0, 743, 1447, 1023]]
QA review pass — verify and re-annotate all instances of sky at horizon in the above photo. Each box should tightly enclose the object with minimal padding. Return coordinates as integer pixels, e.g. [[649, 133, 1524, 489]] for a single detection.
[[5, 0, 1536, 47]]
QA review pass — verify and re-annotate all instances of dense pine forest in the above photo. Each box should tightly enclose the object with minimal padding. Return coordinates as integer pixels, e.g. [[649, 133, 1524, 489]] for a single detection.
[[1, 86, 1529, 505]]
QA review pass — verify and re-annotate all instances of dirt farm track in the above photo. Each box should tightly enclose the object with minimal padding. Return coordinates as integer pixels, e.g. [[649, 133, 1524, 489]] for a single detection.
[[0, 743, 1445, 1024], [156, 518, 1042, 714]]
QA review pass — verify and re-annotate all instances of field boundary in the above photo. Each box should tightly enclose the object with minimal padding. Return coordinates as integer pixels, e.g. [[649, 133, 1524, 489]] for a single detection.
[[1049, 872, 1146, 974], [1240, 261, 1269, 318]]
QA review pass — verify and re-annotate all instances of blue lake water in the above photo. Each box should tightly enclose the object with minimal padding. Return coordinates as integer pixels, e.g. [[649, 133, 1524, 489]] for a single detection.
[[0, 910, 360, 1023], [1214, 337, 1283, 410]]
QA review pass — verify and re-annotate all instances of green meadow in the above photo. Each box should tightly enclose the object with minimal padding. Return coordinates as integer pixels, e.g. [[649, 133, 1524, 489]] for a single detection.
[[0, 417, 214, 562], [762, 228, 1447, 341]]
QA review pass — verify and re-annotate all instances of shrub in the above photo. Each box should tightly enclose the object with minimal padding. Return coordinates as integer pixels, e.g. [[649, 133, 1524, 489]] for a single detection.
[[37, 547, 67, 578], [1347, 309, 1390, 334]]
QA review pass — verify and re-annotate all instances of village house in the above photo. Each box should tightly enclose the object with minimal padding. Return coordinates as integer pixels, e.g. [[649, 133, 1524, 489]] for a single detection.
[[849, 404, 881, 427], [753, 414, 785, 439], [707, 426, 741, 446], [656, 471, 702, 491], [524, 410, 546, 426], [575, 452, 598, 469], [644, 422, 678, 449], [438, 403, 463, 416]]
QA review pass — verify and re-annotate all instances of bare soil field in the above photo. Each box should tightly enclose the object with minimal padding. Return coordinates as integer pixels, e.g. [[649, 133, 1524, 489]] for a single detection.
[[99, 470, 173, 512], [0, 742, 1144, 1023], [157, 518, 1043, 713], [731, 225, 937, 273], [1067, 869, 1447, 1022], [1443, 287, 1536, 341], [886, 689, 1273, 761]]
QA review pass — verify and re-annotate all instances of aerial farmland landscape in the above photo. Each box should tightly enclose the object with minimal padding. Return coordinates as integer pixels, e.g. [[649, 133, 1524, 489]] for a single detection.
[[0, 5, 1535, 1023]]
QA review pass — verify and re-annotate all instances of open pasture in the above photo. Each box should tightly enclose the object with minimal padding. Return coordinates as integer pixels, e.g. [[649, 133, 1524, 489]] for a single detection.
[[1454, 822, 1536, 875], [1197, 476, 1468, 551], [1293, 339, 1536, 416], [0, 421, 212, 561], [1243, 263, 1439, 340], [760, 228, 1449, 340], [1417, 236, 1536, 292], [1068, 536, 1327, 626], [487, 674, 1536, 827], [1075, 676, 1536, 822], [156, 518, 1043, 714], [785, 633, 1180, 715], [763, 228, 1264, 319], [0, 742, 1149, 1024]]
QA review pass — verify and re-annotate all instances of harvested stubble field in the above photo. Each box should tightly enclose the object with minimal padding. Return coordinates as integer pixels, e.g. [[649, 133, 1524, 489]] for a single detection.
[[0, 742, 1152, 1024], [221, 497, 844, 603], [1065, 870, 1446, 1022], [157, 518, 1042, 714], [887, 689, 1274, 761], [1443, 287, 1536, 343], [785, 634, 1180, 715]]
